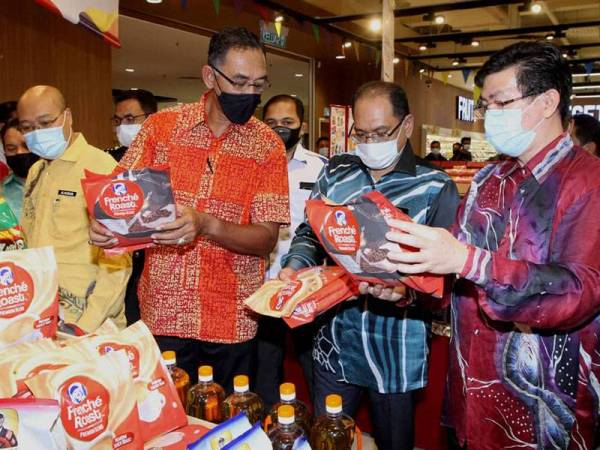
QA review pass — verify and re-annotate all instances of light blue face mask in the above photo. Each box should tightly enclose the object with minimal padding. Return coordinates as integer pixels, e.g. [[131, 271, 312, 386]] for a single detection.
[[484, 98, 545, 158], [24, 111, 71, 160]]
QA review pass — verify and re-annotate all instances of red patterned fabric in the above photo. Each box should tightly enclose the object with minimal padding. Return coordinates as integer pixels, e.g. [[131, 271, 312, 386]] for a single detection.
[[120, 92, 289, 343]]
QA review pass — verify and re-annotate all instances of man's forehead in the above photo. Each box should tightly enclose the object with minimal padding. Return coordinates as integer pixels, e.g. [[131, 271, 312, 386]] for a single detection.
[[481, 67, 519, 99], [220, 48, 266, 71], [265, 101, 298, 119], [116, 99, 143, 113]]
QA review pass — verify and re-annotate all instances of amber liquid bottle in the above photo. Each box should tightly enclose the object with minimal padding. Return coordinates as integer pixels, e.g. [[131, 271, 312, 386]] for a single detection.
[[267, 382, 312, 435], [310, 394, 355, 450], [186, 365, 226, 423], [162, 350, 190, 409], [268, 404, 306, 450], [222, 375, 264, 424]]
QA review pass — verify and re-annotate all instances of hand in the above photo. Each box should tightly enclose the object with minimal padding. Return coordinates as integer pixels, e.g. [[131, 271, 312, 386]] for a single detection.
[[278, 267, 296, 281], [152, 205, 215, 246], [358, 282, 408, 303], [385, 219, 468, 275], [89, 219, 118, 248]]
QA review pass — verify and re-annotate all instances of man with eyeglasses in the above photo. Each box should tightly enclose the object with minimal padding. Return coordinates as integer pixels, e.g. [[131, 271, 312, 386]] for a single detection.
[[377, 42, 600, 449], [17, 85, 131, 331], [90, 27, 289, 389], [280, 80, 459, 450], [107, 89, 158, 162]]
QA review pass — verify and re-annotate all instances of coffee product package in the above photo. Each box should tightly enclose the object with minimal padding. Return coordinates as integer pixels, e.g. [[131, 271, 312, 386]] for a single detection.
[[0, 398, 67, 450], [143, 424, 211, 450], [72, 321, 187, 442], [82, 167, 176, 254], [306, 191, 444, 298], [221, 423, 271, 449], [0, 246, 59, 350], [187, 414, 252, 450], [25, 350, 144, 450]]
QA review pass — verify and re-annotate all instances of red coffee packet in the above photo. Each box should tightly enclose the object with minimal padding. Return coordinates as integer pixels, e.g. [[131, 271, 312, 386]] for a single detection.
[[306, 191, 444, 298], [81, 166, 176, 254]]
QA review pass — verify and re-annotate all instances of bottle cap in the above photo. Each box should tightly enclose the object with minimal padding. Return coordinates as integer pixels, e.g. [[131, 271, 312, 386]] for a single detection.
[[161, 351, 176, 365], [280, 382, 296, 402], [198, 365, 213, 382], [278, 405, 295, 425], [234, 375, 250, 393], [325, 394, 342, 414]]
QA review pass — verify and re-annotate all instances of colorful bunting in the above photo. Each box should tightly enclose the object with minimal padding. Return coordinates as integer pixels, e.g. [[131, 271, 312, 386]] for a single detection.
[[585, 62, 595, 76], [311, 23, 320, 44], [441, 72, 449, 85], [473, 85, 481, 104], [375, 49, 381, 68], [35, 0, 120, 47], [462, 68, 472, 84], [212, 0, 220, 15], [274, 21, 282, 37]]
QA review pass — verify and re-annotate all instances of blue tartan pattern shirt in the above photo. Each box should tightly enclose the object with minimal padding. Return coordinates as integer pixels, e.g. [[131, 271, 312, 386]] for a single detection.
[[282, 142, 460, 393]]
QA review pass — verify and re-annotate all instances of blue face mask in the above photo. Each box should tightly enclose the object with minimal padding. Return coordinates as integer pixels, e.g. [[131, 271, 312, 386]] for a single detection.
[[24, 112, 71, 160], [484, 98, 544, 158]]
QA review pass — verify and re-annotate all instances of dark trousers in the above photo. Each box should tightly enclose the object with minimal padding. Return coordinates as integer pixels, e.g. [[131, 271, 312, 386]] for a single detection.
[[155, 335, 256, 394], [124, 250, 144, 325], [255, 317, 315, 408], [313, 359, 415, 450]]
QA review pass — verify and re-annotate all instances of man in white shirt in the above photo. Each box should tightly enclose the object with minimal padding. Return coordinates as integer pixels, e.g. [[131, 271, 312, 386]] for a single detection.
[[257, 94, 326, 406]]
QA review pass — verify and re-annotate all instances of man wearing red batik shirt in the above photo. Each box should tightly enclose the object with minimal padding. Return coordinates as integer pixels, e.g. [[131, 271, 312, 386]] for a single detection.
[[90, 27, 289, 389], [378, 42, 600, 449]]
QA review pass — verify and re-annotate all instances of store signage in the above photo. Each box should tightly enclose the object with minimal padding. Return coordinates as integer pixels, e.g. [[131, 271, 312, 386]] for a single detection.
[[259, 20, 288, 49], [456, 96, 475, 122], [570, 104, 600, 119]]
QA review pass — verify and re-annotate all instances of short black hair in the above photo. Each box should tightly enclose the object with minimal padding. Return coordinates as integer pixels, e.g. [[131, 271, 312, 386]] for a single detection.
[[0, 101, 17, 125], [208, 27, 265, 68], [431, 140, 440, 147], [352, 81, 410, 121], [316, 136, 329, 147], [453, 142, 461, 149], [475, 41, 572, 122], [1, 118, 19, 143], [114, 89, 157, 115], [573, 114, 600, 152], [262, 95, 304, 122], [461, 137, 471, 144]]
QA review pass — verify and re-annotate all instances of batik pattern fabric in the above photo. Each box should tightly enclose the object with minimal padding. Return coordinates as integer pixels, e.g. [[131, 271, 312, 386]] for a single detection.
[[120, 92, 289, 344], [444, 133, 600, 449]]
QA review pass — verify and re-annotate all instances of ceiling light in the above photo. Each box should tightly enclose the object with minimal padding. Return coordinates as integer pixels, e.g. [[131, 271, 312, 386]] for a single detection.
[[573, 84, 600, 90], [531, 2, 542, 13], [336, 55, 346, 60], [131, 88, 139, 90], [343, 38, 352, 48], [448, 74, 453, 78], [393, 57, 400, 64], [562, 52, 568, 58], [452, 58, 460, 66], [274, 14, 284, 23], [146, 0, 162, 3], [471, 40, 480, 47], [434, 15, 445, 25], [294, 73, 304, 77], [574, 94, 600, 99], [125, 68, 135, 73], [545, 34, 554, 41], [573, 73, 600, 77], [419, 68, 426, 74], [419, 44, 427, 51], [369, 18, 382, 32], [291, 94, 297, 97]]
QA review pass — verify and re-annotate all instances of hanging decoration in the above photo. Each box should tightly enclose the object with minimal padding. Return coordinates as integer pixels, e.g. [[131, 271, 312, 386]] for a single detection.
[[312, 23, 320, 44], [35, 0, 120, 47], [473, 85, 482, 104], [274, 21, 282, 37], [585, 62, 595, 76], [462, 68, 472, 84], [212, 0, 221, 15], [441, 72, 449, 85]]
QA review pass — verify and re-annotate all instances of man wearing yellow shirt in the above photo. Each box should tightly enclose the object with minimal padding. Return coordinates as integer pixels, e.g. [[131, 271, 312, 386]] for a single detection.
[[18, 85, 131, 331]]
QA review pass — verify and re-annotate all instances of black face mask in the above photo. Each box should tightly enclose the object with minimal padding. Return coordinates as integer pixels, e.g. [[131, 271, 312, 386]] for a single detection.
[[6, 153, 39, 179], [273, 126, 301, 150], [217, 90, 261, 125]]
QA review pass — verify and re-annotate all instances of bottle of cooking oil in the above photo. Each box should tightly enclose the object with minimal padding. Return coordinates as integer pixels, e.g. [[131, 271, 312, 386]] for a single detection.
[[161, 350, 189, 409], [309, 394, 355, 450], [222, 375, 264, 424], [267, 382, 312, 435], [186, 365, 225, 423], [268, 404, 306, 449]]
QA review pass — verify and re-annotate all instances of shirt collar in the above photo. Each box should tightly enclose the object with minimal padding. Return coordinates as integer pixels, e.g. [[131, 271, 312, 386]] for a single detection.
[[59, 133, 87, 162], [390, 140, 417, 176], [291, 142, 309, 163]]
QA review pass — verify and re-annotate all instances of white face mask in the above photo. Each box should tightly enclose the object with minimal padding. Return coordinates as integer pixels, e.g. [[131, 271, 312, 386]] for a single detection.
[[356, 120, 405, 170], [24, 111, 71, 160], [116, 124, 142, 147], [431, 146, 441, 155], [462, 144, 470, 151]]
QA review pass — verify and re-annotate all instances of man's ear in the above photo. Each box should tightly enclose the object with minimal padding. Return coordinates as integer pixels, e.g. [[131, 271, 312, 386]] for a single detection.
[[403, 114, 414, 138], [300, 122, 308, 135], [202, 65, 216, 91], [542, 89, 561, 119]]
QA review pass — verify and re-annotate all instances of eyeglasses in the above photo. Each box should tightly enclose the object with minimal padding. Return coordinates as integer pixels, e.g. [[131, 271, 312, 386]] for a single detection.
[[350, 121, 403, 144], [111, 113, 148, 126], [18, 111, 65, 134], [475, 92, 541, 119], [211, 65, 271, 94]]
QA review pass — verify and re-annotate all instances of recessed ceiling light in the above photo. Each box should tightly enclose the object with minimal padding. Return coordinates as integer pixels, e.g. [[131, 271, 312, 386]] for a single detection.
[[336, 55, 346, 60], [369, 18, 382, 32], [471, 40, 480, 47], [434, 15, 445, 25], [294, 73, 303, 77], [448, 74, 453, 78], [530, 3, 542, 13], [419, 44, 427, 51], [562, 52, 568, 58], [131, 88, 139, 90], [545, 34, 554, 41], [343, 39, 352, 48], [274, 14, 284, 23], [291, 94, 297, 97], [125, 68, 135, 73], [452, 59, 460, 66], [393, 57, 400, 64], [419, 68, 426, 73], [146, 0, 162, 3]]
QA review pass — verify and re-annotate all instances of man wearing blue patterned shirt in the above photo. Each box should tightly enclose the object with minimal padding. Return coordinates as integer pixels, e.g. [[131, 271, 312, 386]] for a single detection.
[[280, 81, 460, 450]]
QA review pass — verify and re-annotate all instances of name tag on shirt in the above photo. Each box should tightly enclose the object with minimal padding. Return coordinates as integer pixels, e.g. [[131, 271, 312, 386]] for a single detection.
[[299, 182, 315, 191], [58, 190, 77, 197]]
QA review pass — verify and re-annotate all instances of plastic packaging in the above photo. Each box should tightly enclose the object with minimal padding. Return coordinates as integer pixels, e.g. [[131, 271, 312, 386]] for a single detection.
[[162, 350, 190, 410], [223, 422, 272, 449], [187, 413, 252, 450]]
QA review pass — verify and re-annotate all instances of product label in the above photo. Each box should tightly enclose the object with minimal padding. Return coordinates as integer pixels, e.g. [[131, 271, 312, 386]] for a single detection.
[[324, 208, 360, 254], [98, 343, 140, 378], [99, 180, 144, 219], [60, 377, 109, 442], [0, 263, 34, 319], [269, 281, 302, 312]]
